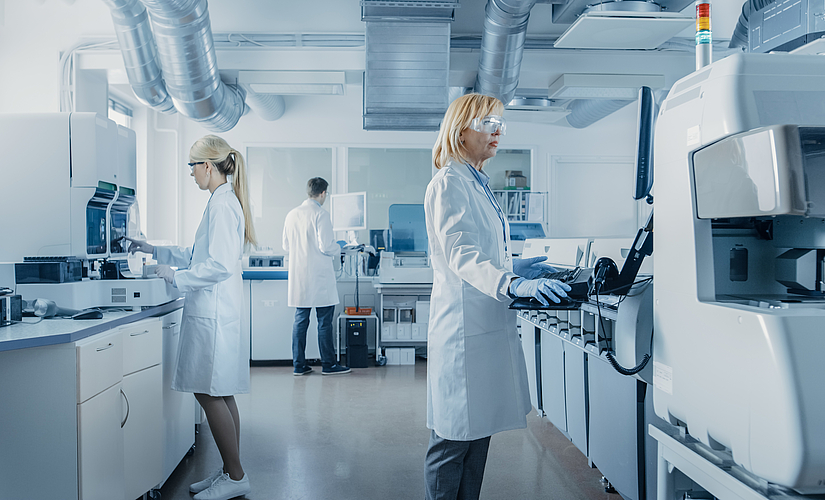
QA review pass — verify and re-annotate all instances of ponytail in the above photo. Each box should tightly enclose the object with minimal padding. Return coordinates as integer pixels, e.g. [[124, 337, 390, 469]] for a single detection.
[[229, 149, 257, 247], [189, 136, 257, 247]]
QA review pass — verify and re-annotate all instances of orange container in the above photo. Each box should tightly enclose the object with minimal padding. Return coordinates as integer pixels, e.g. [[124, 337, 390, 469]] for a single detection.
[[345, 306, 372, 316]]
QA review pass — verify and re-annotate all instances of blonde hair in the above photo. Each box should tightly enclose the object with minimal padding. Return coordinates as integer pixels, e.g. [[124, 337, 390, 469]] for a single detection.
[[190, 135, 257, 247], [433, 93, 504, 170]]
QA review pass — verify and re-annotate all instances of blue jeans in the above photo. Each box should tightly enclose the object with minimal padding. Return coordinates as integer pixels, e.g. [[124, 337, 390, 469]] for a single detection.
[[292, 306, 336, 370], [424, 429, 491, 500]]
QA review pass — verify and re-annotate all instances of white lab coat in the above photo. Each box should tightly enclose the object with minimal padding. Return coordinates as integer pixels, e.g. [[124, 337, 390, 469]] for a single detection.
[[424, 161, 531, 441], [155, 182, 248, 396], [282, 199, 341, 308]]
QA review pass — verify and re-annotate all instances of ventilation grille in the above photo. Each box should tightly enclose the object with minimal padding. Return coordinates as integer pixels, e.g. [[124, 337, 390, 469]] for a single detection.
[[363, 21, 450, 131]]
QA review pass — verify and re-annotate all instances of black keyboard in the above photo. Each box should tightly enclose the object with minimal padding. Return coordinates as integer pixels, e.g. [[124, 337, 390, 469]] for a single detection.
[[508, 266, 594, 311]]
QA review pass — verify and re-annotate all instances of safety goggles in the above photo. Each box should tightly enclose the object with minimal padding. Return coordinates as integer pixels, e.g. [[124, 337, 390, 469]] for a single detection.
[[187, 161, 205, 173], [469, 115, 506, 135]]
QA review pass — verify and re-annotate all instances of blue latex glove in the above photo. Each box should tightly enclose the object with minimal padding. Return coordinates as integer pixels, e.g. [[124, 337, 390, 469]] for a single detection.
[[337, 240, 347, 249], [509, 277, 571, 306], [513, 256, 557, 279]]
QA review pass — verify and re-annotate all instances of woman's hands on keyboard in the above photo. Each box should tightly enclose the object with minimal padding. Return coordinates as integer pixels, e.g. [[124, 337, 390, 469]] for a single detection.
[[509, 277, 571, 306], [513, 256, 558, 279]]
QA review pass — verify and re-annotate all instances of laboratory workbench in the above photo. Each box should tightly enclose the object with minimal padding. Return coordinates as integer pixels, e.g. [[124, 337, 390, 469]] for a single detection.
[[0, 298, 184, 352]]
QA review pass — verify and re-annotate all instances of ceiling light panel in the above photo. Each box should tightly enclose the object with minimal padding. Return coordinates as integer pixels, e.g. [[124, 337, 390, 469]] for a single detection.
[[548, 74, 665, 100], [553, 11, 694, 50]]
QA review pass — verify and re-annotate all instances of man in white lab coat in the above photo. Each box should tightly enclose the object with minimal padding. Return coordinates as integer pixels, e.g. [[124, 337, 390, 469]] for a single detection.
[[283, 177, 351, 375]]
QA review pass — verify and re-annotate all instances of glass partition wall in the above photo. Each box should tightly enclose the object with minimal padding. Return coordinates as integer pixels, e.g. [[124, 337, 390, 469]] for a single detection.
[[246, 146, 533, 253]]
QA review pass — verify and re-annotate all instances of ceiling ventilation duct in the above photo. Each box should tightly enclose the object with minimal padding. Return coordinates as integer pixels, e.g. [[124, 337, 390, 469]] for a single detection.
[[240, 85, 286, 121], [565, 98, 633, 129], [474, 0, 537, 104], [101, 0, 175, 114], [361, 1, 457, 131], [138, 0, 246, 132]]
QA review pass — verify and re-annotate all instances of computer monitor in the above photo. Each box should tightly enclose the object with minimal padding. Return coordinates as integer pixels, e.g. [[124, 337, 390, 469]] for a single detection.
[[330, 192, 367, 245], [633, 86, 655, 202]]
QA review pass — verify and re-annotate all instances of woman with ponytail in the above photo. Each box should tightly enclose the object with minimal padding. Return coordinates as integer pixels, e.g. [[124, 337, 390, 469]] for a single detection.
[[125, 135, 255, 500]]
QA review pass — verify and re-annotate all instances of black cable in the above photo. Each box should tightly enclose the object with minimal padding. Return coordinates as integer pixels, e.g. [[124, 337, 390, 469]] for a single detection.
[[594, 282, 651, 376], [355, 251, 360, 312]]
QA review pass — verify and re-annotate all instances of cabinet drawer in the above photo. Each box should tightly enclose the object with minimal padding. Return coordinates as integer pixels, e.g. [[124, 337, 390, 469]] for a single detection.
[[121, 318, 162, 376], [76, 329, 123, 404]]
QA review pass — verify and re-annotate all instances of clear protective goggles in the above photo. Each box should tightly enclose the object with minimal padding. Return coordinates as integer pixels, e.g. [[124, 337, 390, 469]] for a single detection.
[[469, 115, 507, 135]]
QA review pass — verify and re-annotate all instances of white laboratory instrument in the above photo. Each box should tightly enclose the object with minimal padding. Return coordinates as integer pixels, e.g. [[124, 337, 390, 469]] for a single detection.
[[378, 251, 433, 284], [653, 52, 825, 493], [0, 113, 179, 309]]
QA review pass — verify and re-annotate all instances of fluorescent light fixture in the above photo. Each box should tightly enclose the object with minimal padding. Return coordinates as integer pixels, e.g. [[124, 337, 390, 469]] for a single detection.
[[238, 71, 346, 95], [548, 74, 665, 100], [554, 11, 694, 50]]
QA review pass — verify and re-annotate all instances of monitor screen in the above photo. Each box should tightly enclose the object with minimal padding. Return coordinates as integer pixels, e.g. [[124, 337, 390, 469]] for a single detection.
[[330, 192, 367, 232], [633, 86, 655, 201]]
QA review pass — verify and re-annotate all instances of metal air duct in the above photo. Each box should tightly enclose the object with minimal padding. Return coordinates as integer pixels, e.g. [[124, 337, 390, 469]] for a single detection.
[[102, 0, 175, 114], [240, 85, 286, 121], [138, 0, 245, 132], [361, 1, 456, 131], [474, 0, 537, 104], [565, 98, 633, 129]]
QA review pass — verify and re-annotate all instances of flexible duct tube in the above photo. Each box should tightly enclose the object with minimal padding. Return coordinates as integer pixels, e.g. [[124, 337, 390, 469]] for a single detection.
[[474, 0, 537, 104], [102, 0, 175, 114], [565, 99, 633, 129], [240, 84, 285, 121], [729, 0, 777, 50], [138, 0, 245, 132]]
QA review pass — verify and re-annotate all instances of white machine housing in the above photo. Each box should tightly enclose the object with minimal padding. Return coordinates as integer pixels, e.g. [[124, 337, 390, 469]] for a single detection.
[[16, 279, 180, 310], [0, 113, 136, 261], [378, 251, 433, 284], [653, 53, 825, 493]]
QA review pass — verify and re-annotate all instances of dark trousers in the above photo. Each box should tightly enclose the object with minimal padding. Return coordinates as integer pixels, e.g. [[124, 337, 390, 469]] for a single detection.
[[292, 305, 336, 370], [424, 429, 491, 500]]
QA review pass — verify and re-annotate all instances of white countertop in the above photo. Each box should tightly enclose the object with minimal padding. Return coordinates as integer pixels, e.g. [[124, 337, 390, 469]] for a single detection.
[[0, 299, 184, 352]]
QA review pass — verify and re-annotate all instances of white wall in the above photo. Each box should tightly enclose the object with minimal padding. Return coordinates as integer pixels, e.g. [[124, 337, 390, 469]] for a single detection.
[[0, 0, 698, 247]]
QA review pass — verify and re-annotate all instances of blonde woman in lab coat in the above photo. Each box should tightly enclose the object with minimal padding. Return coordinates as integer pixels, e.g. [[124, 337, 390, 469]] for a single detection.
[[126, 135, 255, 500], [424, 94, 571, 500]]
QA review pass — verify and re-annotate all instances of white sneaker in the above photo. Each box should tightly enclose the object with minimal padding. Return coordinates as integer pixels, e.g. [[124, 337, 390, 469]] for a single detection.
[[193, 472, 251, 500], [190, 468, 223, 494]]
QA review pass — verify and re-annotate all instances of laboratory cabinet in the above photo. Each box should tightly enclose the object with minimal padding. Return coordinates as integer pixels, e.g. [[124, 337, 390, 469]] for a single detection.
[[248, 278, 320, 361], [519, 308, 658, 500], [0, 307, 193, 500], [160, 308, 197, 486]]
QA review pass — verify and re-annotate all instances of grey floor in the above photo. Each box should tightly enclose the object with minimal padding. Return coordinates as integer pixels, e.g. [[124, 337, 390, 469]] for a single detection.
[[159, 360, 620, 500]]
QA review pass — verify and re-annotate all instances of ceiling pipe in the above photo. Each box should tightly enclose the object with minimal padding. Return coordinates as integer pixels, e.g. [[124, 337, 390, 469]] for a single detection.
[[240, 84, 286, 121], [565, 99, 633, 129], [474, 0, 537, 104], [101, 0, 175, 114], [138, 0, 245, 132]]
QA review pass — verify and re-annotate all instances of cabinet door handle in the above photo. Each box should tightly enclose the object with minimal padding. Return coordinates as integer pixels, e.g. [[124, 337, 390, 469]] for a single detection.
[[130, 329, 150, 337], [120, 388, 130, 428], [96, 342, 114, 352], [162, 322, 178, 330]]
